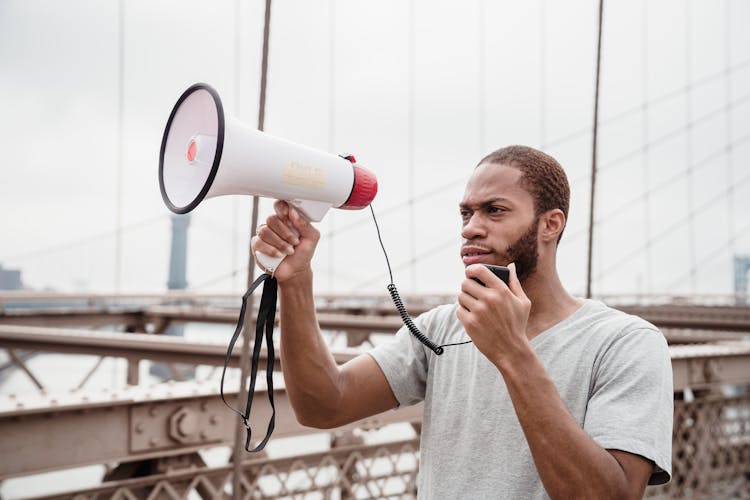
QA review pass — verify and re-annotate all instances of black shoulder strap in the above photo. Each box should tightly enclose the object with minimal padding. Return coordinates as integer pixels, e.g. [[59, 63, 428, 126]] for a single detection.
[[219, 272, 278, 452]]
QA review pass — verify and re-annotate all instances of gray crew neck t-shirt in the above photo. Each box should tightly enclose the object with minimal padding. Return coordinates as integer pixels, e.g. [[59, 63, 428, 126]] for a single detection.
[[368, 299, 673, 499]]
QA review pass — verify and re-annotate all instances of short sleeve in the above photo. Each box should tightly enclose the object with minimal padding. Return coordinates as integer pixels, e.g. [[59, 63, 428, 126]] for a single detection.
[[584, 327, 673, 485], [367, 315, 430, 407]]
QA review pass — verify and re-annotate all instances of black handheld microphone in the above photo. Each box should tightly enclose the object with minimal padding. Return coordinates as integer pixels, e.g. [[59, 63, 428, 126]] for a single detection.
[[472, 264, 510, 287]]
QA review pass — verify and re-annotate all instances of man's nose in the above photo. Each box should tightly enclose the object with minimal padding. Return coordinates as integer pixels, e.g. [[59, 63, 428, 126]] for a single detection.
[[461, 213, 486, 240]]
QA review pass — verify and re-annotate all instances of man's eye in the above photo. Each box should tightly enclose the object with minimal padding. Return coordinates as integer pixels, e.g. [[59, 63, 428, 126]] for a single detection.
[[488, 206, 503, 214], [460, 210, 471, 218]]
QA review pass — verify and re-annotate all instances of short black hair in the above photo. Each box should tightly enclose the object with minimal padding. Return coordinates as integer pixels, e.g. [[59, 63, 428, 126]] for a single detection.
[[478, 145, 570, 242]]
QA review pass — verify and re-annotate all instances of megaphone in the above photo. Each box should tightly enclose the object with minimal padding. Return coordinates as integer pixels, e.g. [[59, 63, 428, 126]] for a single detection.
[[158, 83, 378, 272]]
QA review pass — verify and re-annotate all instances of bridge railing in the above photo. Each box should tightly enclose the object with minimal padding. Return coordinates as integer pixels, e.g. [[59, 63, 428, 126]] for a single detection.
[[0, 301, 749, 498]]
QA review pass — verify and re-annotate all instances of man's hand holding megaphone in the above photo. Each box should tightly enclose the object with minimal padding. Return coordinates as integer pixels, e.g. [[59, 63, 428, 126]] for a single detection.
[[251, 200, 321, 283], [159, 83, 377, 277], [159, 83, 382, 452]]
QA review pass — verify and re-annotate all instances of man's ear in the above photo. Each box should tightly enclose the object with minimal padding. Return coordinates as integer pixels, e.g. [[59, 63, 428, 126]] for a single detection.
[[539, 209, 566, 243]]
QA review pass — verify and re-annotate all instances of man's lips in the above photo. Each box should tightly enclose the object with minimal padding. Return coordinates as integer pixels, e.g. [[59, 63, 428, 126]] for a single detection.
[[461, 246, 492, 265]]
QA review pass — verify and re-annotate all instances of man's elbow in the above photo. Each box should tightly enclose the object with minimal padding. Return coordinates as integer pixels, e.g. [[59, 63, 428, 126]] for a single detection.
[[290, 396, 344, 429], [294, 409, 342, 429]]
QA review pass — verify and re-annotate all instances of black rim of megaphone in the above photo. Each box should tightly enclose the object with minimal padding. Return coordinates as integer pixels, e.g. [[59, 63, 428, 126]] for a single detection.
[[158, 82, 225, 214]]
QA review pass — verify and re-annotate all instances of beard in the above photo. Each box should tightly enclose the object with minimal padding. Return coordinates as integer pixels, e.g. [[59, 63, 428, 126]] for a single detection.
[[501, 217, 539, 283]]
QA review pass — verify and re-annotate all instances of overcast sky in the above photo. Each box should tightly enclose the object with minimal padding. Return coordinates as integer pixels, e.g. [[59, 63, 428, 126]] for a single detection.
[[1, 0, 749, 297]]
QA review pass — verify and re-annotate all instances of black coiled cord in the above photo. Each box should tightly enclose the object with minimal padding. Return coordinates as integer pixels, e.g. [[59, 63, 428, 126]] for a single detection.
[[370, 205, 473, 354], [387, 283, 444, 355]]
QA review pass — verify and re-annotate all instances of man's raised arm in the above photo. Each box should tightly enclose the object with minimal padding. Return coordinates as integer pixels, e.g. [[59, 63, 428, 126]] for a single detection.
[[251, 201, 398, 429]]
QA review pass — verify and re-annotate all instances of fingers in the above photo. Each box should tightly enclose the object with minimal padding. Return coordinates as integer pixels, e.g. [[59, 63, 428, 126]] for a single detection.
[[288, 205, 319, 240], [265, 214, 300, 248], [460, 273, 487, 299], [252, 204, 298, 259], [249, 236, 273, 274], [251, 234, 286, 260], [273, 200, 319, 241], [458, 269, 489, 312], [464, 264, 506, 291], [273, 200, 290, 218], [507, 263, 529, 301], [457, 288, 478, 312]]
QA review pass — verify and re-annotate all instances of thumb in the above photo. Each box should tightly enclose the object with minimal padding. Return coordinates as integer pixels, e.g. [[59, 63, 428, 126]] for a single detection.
[[289, 206, 317, 238], [507, 263, 528, 300]]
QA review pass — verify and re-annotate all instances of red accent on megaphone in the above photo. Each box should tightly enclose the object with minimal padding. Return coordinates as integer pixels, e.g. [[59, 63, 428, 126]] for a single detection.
[[187, 140, 197, 162], [341, 165, 378, 210]]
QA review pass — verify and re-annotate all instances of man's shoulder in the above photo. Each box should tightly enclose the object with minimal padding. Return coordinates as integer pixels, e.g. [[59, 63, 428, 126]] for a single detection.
[[576, 300, 669, 361], [569, 300, 666, 355], [419, 302, 459, 321], [580, 299, 660, 335]]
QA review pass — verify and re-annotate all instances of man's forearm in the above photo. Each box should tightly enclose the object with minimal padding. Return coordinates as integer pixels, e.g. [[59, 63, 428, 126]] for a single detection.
[[496, 347, 635, 500], [278, 270, 343, 427]]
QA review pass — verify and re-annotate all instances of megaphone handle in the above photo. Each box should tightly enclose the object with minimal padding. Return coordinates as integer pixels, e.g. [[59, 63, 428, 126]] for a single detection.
[[255, 226, 300, 274]]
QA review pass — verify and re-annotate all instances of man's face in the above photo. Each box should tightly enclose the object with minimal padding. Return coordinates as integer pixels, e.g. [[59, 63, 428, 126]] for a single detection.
[[459, 163, 539, 282]]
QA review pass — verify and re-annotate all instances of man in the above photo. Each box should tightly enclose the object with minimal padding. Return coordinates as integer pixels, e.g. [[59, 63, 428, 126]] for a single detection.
[[251, 145, 673, 499]]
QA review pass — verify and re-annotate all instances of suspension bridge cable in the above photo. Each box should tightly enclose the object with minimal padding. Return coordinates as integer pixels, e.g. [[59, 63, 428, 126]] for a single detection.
[[191, 267, 248, 291], [232, 0, 272, 492], [593, 165, 750, 283], [478, 0, 486, 155], [562, 130, 750, 245], [0, 215, 168, 262], [595, 91, 750, 173], [195, 126, 750, 293], [408, 0, 417, 291], [231, 0, 245, 292], [186, 90, 750, 291], [725, 0, 736, 267], [208, 98, 746, 251], [539, 0, 547, 148], [115, 0, 125, 293], [586, 0, 605, 298], [684, 0, 696, 293], [544, 57, 750, 150], [322, 179, 464, 237], [664, 218, 750, 291], [328, 0, 337, 291], [351, 234, 458, 290], [183, 52, 750, 293], [642, 0, 652, 293]]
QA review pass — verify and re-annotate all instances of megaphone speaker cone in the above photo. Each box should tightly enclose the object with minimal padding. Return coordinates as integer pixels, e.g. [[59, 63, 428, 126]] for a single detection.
[[159, 83, 224, 214], [159, 82, 379, 223]]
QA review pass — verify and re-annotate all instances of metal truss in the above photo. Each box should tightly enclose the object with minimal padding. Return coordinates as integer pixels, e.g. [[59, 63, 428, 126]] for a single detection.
[[0, 379, 422, 480]]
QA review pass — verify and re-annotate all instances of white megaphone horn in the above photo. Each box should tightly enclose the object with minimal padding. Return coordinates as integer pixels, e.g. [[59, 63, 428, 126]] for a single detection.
[[158, 83, 378, 273]]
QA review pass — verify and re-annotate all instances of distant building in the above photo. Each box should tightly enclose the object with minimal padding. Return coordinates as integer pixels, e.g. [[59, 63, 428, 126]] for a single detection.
[[0, 264, 22, 290], [736, 256, 750, 305]]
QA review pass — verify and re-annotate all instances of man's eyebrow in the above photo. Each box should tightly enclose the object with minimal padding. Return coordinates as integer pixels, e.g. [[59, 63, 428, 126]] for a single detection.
[[459, 197, 512, 210]]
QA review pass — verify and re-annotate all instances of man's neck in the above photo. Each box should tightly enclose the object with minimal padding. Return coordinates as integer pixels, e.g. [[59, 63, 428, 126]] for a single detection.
[[521, 265, 583, 341]]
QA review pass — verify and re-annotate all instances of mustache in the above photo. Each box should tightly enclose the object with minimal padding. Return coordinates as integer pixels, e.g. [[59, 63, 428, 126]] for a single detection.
[[460, 243, 493, 252]]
